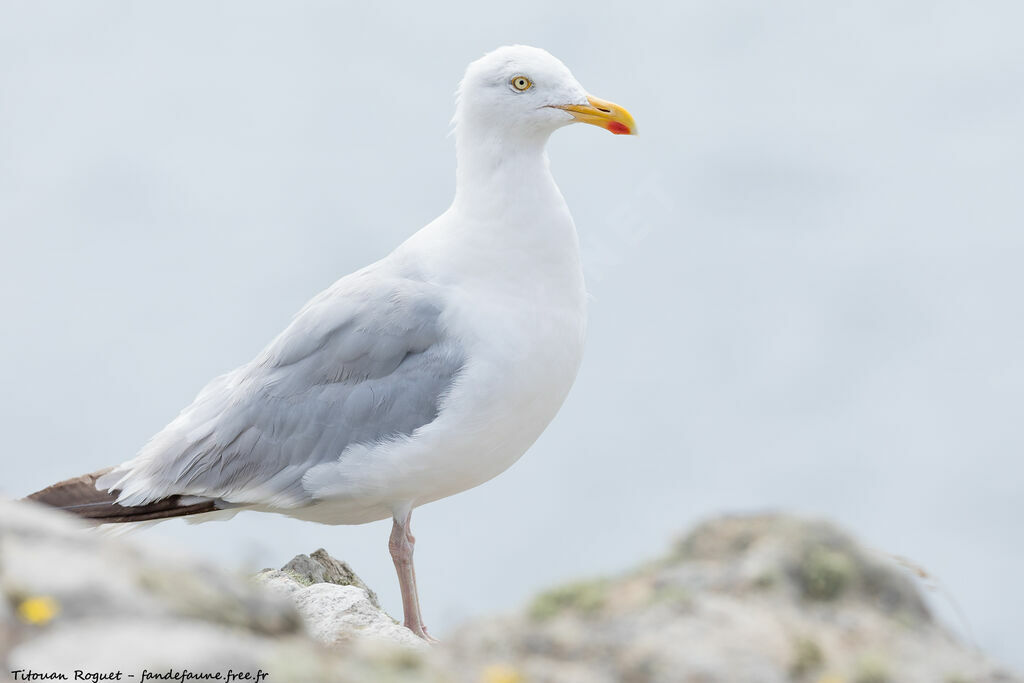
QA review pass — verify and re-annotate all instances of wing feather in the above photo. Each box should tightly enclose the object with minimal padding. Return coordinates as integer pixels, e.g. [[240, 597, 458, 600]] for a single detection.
[[97, 265, 464, 508]]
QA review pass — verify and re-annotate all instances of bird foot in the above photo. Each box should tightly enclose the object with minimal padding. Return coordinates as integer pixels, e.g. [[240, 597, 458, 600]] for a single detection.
[[406, 622, 440, 643]]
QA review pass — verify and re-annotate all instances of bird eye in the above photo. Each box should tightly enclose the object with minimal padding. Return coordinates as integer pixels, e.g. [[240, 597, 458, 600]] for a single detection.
[[510, 76, 533, 92]]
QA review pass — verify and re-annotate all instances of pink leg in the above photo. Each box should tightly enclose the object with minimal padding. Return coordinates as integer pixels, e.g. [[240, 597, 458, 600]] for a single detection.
[[389, 509, 437, 642]]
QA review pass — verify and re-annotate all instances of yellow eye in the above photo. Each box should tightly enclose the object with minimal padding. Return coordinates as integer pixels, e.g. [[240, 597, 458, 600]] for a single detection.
[[511, 76, 532, 92]]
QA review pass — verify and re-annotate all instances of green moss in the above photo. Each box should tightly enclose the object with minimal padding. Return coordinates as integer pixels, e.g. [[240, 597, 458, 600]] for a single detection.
[[283, 569, 315, 587], [798, 546, 856, 601], [730, 531, 756, 554], [528, 578, 608, 621], [854, 654, 891, 683], [789, 637, 825, 679], [650, 583, 692, 608], [377, 647, 423, 672]]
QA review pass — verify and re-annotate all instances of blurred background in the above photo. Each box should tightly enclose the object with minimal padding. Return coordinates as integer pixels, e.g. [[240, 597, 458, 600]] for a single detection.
[[2, 0, 1021, 667]]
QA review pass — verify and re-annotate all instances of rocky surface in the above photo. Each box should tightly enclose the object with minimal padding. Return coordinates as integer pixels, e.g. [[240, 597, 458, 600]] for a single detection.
[[1, 499, 1020, 683], [443, 514, 1019, 683], [0, 499, 445, 682], [255, 549, 425, 649]]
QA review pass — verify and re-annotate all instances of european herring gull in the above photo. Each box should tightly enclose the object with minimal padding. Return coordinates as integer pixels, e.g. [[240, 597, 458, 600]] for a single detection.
[[27, 44, 637, 640]]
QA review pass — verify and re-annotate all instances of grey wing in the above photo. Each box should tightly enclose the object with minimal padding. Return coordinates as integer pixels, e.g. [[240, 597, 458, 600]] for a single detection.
[[98, 268, 465, 508]]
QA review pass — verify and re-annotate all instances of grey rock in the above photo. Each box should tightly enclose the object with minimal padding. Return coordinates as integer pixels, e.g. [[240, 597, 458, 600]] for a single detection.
[[0, 499, 443, 681], [266, 547, 382, 608], [4, 498, 1021, 683], [443, 514, 1023, 683], [255, 566, 424, 649]]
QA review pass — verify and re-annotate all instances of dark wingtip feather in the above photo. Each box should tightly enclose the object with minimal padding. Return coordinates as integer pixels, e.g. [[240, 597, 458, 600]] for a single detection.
[[27, 467, 114, 507], [25, 468, 218, 523]]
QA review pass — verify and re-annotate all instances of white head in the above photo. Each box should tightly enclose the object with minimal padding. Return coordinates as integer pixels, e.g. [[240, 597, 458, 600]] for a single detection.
[[453, 45, 637, 143]]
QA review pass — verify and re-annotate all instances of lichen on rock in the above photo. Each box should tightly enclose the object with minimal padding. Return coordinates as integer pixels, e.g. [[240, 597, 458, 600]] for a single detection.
[[444, 514, 1019, 683], [3, 500, 1020, 683]]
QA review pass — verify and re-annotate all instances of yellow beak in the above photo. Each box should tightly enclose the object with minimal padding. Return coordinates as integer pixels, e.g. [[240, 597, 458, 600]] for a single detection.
[[552, 95, 637, 136]]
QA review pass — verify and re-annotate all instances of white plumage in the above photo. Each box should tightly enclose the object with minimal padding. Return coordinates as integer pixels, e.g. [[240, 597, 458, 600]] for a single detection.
[[39, 45, 637, 639]]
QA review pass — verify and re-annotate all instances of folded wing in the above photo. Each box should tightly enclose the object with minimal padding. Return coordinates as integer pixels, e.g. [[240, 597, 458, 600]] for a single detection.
[[97, 265, 465, 510]]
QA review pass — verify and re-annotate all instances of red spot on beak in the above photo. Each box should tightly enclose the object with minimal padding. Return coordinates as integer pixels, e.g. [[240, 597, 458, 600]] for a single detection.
[[607, 121, 631, 135]]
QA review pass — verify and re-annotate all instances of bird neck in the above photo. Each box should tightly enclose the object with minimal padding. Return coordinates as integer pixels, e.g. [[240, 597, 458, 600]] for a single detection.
[[410, 124, 581, 295], [452, 126, 560, 216]]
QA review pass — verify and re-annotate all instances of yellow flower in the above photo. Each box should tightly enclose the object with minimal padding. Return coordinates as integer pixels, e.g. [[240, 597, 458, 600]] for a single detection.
[[482, 664, 524, 683], [17, 596, 60, 625]]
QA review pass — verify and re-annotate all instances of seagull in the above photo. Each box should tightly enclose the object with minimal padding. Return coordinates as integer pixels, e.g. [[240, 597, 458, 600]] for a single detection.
[[26, 45, 636, 640]]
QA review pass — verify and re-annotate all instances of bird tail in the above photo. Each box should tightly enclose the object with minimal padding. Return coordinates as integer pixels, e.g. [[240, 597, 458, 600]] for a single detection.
[[25, 468, 218, 524]]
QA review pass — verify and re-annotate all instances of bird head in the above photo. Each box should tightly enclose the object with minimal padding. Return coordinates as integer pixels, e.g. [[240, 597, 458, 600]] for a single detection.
[[454, 45, 637, 140]]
